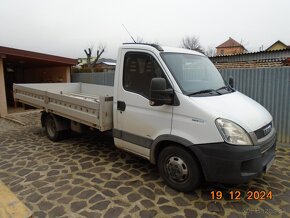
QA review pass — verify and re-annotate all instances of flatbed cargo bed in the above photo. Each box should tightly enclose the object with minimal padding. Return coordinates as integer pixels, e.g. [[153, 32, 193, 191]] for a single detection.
[[13, 83, 113, 131]]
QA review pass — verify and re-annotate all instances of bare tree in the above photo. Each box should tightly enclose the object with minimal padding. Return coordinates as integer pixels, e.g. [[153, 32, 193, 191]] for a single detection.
[[84, 44, 106, 72], [84, 46, 93, 70], [205, 46, 216, 57], [181, 36, 204, 53]]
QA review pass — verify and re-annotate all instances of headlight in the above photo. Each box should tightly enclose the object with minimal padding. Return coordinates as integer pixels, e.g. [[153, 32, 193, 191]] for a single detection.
[[215, 118, 253, 145]]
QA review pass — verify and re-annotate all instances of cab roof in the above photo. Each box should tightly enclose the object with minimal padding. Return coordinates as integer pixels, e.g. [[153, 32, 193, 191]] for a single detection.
[[121, 43, 204, 56]]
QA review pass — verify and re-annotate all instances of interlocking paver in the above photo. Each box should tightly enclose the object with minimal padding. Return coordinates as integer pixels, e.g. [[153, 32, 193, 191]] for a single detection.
[[0, 110, 290, 217]]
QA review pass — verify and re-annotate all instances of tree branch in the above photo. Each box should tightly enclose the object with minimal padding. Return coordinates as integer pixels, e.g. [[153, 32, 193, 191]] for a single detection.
[[92, 48, 105, 67]]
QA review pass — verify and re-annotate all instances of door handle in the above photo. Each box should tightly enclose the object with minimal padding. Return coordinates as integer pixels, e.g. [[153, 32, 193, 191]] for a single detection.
[[117, 101, 126, 111]]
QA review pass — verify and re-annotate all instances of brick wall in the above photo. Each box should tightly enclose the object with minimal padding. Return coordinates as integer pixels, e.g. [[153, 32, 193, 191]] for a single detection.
[[216, 47, 245, 56], [211, 49, 290, 69], [214, 60, 284, 69]]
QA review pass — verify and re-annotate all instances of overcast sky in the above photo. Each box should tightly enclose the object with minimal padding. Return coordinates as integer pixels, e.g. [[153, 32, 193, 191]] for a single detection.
[[0, 0, 289, 59]]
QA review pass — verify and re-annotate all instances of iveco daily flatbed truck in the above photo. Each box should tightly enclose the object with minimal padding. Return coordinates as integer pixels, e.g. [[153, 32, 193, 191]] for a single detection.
[[14, 43, 276, 192]]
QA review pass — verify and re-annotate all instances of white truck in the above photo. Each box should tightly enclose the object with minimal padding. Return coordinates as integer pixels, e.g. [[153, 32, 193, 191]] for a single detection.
[[14, 43, 276, 192]]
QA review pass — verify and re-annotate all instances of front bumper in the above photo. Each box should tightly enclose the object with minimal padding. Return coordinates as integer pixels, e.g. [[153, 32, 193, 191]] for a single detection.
[[189, 130, 276, 184]]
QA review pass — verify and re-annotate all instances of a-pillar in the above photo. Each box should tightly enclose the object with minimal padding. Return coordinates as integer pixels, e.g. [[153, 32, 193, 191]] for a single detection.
[[0, 57, 8, 117]]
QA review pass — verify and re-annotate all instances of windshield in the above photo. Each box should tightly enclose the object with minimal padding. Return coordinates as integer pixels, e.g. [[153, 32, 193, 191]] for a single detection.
[[161, 53, 228, 96]]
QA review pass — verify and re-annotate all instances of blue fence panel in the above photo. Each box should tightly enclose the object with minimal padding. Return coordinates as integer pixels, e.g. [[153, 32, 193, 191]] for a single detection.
[[220, 67, 290, 144], [71, 72, 115, 86]]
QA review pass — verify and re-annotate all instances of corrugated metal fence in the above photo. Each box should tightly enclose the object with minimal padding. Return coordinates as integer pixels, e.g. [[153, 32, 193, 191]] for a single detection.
[[71, 72, 115, 86], [72, 68, 290, 144], [220, 67, 290, 144]]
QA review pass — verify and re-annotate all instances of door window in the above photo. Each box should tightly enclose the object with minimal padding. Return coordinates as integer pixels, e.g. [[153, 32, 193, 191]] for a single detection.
[[123, 52, 171, 98]]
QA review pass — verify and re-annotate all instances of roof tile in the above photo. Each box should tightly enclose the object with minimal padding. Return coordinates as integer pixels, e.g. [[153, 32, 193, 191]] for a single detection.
[[216, 37, 244, 48]]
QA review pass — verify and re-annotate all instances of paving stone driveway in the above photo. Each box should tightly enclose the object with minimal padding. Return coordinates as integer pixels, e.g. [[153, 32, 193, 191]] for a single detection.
[[0, 111, 289, 218]]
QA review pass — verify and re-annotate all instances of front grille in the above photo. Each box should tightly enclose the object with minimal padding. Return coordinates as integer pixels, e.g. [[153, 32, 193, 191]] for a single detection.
[[260, 133, 276, 153], [254, 122, 272, 139]]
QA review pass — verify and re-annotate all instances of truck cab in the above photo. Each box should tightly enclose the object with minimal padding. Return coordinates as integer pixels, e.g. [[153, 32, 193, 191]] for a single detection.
[[113, 44, 276, 192]]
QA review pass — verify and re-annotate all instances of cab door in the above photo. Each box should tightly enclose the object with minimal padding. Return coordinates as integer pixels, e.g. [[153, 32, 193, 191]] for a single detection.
[[114, 50, 173, 159]]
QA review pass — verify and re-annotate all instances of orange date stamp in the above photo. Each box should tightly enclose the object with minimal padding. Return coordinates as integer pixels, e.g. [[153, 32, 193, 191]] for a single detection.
[[210, 190, 273, 200]]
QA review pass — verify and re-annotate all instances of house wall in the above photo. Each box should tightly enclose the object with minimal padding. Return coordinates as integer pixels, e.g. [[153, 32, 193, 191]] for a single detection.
[[217, 47, 245, 56], [0, 58, 8, 117], [267, 43, 287, 51], [23, 66, 71, 83]]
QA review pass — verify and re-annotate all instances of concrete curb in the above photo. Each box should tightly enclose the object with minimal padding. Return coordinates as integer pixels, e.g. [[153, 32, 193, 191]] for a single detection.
[[3, 117, 26, 126], [3, 109, 42, 126], [0, 181, 32, 218]]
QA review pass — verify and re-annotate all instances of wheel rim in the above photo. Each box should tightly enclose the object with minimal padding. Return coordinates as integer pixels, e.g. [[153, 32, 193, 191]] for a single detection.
[[166, 156, 189, 182], [47, 117, 56, 138]]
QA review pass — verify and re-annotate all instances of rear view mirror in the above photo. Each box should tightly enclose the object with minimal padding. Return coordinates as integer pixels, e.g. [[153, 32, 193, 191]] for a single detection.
[[149, 78, 173, 106], [229, 77, 234, 88]]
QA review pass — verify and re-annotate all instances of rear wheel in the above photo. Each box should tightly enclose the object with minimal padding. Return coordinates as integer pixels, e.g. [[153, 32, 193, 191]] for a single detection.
[[158, 145, 202, 192], [45, 114, 62, 141]]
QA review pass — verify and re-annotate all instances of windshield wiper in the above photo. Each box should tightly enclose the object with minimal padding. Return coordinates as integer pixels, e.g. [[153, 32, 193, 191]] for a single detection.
[[188, 89, 221, 96], [216, 85, 233, 92]]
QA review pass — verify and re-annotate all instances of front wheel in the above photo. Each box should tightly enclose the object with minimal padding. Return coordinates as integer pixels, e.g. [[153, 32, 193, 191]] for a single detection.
[[158, 146, 202, 192]]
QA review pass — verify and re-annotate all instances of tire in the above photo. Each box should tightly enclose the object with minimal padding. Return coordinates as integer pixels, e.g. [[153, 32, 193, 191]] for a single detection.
[[158, 145, 202, 192], [45, 114, 62, 141]]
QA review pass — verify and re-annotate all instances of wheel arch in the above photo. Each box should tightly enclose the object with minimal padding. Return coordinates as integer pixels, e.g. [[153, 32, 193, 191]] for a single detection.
[[150, 135, 195, 164], [151, 135, 206, 182], [42, 112, 70, 131]]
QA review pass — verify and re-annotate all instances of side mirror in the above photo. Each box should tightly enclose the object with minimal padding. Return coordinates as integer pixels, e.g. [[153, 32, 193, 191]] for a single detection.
[[229, 77, 234, 88], [149, 78, 173, 106]]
